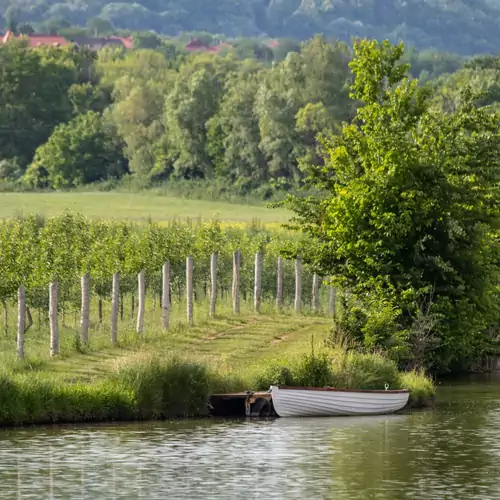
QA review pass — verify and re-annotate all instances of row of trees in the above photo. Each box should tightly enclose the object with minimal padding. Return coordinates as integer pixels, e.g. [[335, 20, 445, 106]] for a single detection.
[[2, 35, 495, 196], [0, 213, 319, 313], [3, 0, 500, 54]]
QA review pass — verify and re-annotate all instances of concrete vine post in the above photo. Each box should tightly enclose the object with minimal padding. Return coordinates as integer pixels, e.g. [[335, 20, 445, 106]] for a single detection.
[[111, 272, 120, 346], [232, 250, 241, 314], [17, 285, 25, 361], [186, 255, 194, 326], [312, 274, 320, 313], [49, 282, 59, 356], [295, 256, 302, 313], [210, 252, 217, 317], [254, 250, 263, 313], [136, 270, 145, 335], [80, 273, 90, 345], [276, 256, 284, 312], [162, 262, 170, 330]]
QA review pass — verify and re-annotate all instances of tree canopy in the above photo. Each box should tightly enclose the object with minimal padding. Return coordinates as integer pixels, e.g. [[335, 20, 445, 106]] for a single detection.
[[282, 40, 500, 372], [5, 0, 500, 55]]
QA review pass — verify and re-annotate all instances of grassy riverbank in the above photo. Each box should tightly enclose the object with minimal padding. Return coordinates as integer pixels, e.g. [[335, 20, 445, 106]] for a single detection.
[[0, 312, 435, 426]]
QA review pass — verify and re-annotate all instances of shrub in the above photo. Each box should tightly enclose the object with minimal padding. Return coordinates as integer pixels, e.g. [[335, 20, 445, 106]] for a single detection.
[[399, 370, 436, 407], [331, 350, 401, 390], [111, 354, 212, 419], [253, 359, 297, 390]]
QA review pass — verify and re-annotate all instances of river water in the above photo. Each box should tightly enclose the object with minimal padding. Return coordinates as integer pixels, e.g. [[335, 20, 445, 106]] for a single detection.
[[1, 375, 500, 499]]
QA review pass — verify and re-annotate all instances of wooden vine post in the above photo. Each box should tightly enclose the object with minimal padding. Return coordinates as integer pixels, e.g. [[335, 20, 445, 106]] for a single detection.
[[111, 272, 120, 345], [17, 285, 25, 360], [232, 250, 241, 314], [49, 282, 59, 356], [186, 255, 194, 326], [312, 274, 320, 313], [80, 273, 90, 344], [294, 256, 302, 313], [136, 270, 145, 335], [329, 284, 337, 317], [162, 262, 170, 330], [276, 256, 284, 311], [210, 252, 217, 317], [254, 250, 262, 313]]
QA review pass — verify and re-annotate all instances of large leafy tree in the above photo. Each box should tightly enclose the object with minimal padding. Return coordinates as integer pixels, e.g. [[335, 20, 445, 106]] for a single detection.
[[26, 111, 127, 188], [282, 40, 500, 371], [0, 41, 76, 167]]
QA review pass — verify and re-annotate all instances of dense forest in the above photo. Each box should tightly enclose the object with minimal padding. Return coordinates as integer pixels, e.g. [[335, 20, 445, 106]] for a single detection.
[[3, 0, 500, 55], [2, 34, 498, 196]]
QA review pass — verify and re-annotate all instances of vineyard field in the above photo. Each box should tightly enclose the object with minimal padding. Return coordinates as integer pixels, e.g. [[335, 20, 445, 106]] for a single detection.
[[0, 193, 290, 224]]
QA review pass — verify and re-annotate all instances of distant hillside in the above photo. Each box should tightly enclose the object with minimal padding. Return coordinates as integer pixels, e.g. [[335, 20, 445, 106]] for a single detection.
[[3, 0, 500, 55]]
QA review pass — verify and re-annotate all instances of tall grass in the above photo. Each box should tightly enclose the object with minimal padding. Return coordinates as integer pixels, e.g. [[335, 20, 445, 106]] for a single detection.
[[0, 345, 435, 427], [252, 346, 436, 407]]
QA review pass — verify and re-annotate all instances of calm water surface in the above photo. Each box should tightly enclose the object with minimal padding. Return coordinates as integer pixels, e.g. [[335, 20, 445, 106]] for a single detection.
[[1, 375, 500, 499]]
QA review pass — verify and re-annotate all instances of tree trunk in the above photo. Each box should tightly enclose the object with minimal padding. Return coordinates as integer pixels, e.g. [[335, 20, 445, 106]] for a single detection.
[[49, 282, 59, 356], [80, 273, 90, 344], [136, 270, 145, 335], [111, 272, 120, 346], [295, 256, 302, 313], [186, 255, 194, 326], [162, 262, 170, 331], [254, 251, 262, 313], [232, 250, 241, 314], [3, 299, 7, 338], [98, 298, 103, 325], [17, 285, 25, 361], [210, 252, 217, 317]]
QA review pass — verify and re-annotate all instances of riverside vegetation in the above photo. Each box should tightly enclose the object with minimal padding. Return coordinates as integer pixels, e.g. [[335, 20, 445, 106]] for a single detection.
[[4, 38, 500, 424], [0, 211, 434, 426]]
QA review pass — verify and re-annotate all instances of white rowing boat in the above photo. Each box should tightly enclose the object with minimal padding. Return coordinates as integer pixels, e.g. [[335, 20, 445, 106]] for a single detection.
[[270, 385, 410, 417]]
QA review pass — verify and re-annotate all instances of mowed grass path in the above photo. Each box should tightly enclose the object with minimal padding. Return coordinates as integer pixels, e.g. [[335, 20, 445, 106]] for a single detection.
[[0, 192, 290, 224], [3, 314, 332, 384]]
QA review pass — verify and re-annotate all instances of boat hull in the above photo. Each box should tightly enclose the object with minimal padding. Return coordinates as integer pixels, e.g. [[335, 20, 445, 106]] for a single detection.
[[270, 386, 410, 417]]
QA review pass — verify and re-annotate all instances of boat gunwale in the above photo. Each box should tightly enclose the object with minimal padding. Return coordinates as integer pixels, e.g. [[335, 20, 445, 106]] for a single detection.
[[274, 386, 410, 394]]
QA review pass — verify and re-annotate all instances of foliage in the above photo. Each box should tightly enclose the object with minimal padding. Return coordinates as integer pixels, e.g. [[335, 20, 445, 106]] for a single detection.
[[111, 353, 212, 418], [0, 212, 319, 311], [0, 35, 490, 199], [253, 346, 435, 403], [282, 39, 500, 372], [27, 111, 127, 188], [3, 0, 500, 54], [399, 370, 436, 408]]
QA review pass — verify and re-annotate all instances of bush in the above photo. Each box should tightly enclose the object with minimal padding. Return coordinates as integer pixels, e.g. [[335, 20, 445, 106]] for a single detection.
[[399, 370, 436, 407], [253, 359, 297, 390], [111, 354, 212, 419], [331, 350, 401, 390]]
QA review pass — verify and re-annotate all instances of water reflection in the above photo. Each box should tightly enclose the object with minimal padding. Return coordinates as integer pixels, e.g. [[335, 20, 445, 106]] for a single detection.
[[2, 379, 500, 499]]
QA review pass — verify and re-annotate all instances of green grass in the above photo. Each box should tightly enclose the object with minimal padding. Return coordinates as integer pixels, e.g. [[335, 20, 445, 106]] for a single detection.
[[0, 295, 333, 383], [0, 301, 334, 425], [0, 192, 290, 224]]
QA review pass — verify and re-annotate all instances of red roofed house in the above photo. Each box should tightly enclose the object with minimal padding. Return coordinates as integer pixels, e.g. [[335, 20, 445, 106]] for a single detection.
[[2, 30, 69, 47], [108, 36, 133, 49], [185, 38, 232, 54], [1, 30, 133, 50]]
